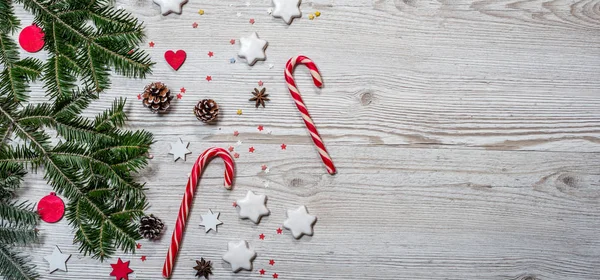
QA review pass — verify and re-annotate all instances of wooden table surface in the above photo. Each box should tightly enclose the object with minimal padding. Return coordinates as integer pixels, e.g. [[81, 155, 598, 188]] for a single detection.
[[16, 0, 600, 279]]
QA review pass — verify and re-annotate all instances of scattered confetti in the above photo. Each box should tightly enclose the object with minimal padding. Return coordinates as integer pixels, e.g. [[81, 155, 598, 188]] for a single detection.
[[269, 260, 275, 266], [236, 140, 243, 146], [192, 22, 198, 28], [230, 58, 236, 63], [233, 131, 239, 136], [233, 202, 238, 207], [259, 233, 265, 240], [249, 147, 255, 153], [273, 273, 279, 279], [245, 2, 251, 7], [137, 94, 141, 100], [110, 258, 133, 280], [264, 181, 270, 188], [249, 18, 255, 24], [180, 87, 186, 93], [261, 165, 268, 171], [315, 11, 321, 17], [281, 144, 287, 150], [136, 243, 142, 249], [265, 168, 270, 173], [177, 93, 183, 99], [140, 256, 147, 262], [258, 125, 264, 131], [198, 9, 204, 15], [260, 269, 266, 275], [208, 51, 214, 57], [236, 12, 242, 17], [267, 8, 273, 14], [237, 109, 243, 115], [258, 80, 264, 86], [149, 41, 155, 47], [308, 14, 315, 20], [230, 39, 236, 44], [234, 152, 240, 158], [228, 146, 234, 152], [268, 63, 274, 69], [276, 228, 283, 234], [206, 75, 212, 81]]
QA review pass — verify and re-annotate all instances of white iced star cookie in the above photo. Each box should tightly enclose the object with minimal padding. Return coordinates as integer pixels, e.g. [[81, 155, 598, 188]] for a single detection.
[[153, 0, 188, 15], [238, 32, 268, 66], [200, 209, 223, 233], [236, 191, 270, 224], [44, 246, 71, 273], [222, 240, 256, 272], [272, 0, 301, 24], [168, 138, 191, 161], [283, 205, 317, 239]]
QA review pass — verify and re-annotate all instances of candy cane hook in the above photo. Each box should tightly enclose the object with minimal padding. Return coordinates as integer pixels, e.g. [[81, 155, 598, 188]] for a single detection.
[[285, 55, 336, 175], [162, 147, 234, 278]]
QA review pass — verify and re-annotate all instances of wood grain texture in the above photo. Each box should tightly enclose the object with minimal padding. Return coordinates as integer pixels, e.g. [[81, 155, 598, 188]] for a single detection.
[[10, 0, 600, 279]]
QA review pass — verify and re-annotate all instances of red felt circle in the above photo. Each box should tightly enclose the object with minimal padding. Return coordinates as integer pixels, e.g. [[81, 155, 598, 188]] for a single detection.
[[37, 192, 65, 223], [19, 24, 45, 53]]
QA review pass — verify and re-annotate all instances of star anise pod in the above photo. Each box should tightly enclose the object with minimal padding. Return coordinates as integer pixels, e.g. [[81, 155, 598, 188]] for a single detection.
[[249, 88, 270, 108], [193, 258, 213, 279]]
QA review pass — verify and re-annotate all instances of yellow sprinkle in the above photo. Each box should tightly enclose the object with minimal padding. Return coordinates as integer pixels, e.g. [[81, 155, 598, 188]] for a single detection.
[[315, 11, 321, 17], [198, 9, 205, 15], [237, 109, 243, 115], [308, 14, 315, 20]]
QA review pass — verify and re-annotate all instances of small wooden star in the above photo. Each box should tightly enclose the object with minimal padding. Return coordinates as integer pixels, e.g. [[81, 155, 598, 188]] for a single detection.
[[206, 76, 212, 81], [110, 258, 133, 280], [250, 88, 270, 108]]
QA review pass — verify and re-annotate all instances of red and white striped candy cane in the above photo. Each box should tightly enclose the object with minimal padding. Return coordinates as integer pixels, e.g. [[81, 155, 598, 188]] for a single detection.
[[162, 147, 234, 278], [285, 55, 336, 175]]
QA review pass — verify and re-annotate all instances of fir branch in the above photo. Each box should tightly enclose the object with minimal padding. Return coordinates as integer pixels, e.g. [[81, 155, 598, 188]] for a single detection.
[[0, 245, 38, 280], [0, 201, 38, 226]]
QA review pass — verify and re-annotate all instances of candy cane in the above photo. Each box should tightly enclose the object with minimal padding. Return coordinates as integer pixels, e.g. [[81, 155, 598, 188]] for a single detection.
[[285, 55, 336, 175], [162, 147, 234, 278]]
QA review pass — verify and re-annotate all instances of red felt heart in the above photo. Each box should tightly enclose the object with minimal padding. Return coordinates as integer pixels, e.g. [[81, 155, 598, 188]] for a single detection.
[[19, 24, 45, 53], [164, 50, 186, 71]]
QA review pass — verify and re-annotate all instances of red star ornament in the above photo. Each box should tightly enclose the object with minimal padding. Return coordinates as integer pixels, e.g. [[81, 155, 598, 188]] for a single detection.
[[136, 243, 142, 249], [110, 258, 133, 280]]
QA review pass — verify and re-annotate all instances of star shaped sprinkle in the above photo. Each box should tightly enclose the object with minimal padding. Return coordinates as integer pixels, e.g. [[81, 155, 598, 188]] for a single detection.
[[137, 94, 141, 100], [228, 146, 235, 152], [264, 181, 270, 188], [141, 256, 147, 261], [199, 209, 223, 233], [236, 140, 243, 146], [238, 32, 268, 66], [208, 51, 214, 57], [230, 39, 236, 44], [110, 258, 133, 280], [233, 131, 239, 136], [44, 246, 71, 273], [222, 240, 256, 272], [249, 147, 255, 153], [236, 191, 270, 224], [276, 228, 283, 234], [249, 18, 255, 24], [267, 7, 273, 14], [233, 152, 240, 158], [272, 0, 301, 24], [259, 233, 265, 240], [283, 206, 317, 239], [232, 201, 238, 207], [258, 125, 264, 131], [315, 11, 321, 17], [180, 87, 186, 93], [206, 75, 212, 81], [269, 259, 275, 266], [281, 144, 287, 150], [192, 22, 198, 28], [177, 93, 183, 99], [236, 12, 242, 17], [260, 269, 266, 275], [152, 0, 187, 15], [168, 138, 191, 161], [273, 273, 279, 278], [230, 58, 236, 63], [149, 41, 155, 47], [245, 1, 251, 6], [308, 14, 315, 20], [136, 243, 142, 249], [261, 164, 268, 171], [268, 63, 274, 69], [237, 109, 243, 115], [258, 80, 264, 86], [198, 9, 205, 15]]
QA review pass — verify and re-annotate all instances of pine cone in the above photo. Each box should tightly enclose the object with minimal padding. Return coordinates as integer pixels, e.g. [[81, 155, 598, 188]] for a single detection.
[[142, 82, 173, 113], [194, 99, 219, 123], [139, 214, 164, 240]]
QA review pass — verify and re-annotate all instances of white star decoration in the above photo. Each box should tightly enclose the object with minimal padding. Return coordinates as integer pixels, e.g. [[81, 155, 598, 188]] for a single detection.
[[199, 209, 223, 233], [44, 246, 71, 273], [168, 138, 191, 161], [238, 32, 268, 66], [236, 191, 270, 224], [222, 240, 256, 272], [283, 206, 317, 239], [272, 0, 301, 24], [152, 0, 188, 15]]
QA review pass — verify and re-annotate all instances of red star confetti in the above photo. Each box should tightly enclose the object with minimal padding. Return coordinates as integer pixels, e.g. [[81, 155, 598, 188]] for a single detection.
[[228, 146, 234, 152], [233, 131, 239, 136], [230, 39, 236, 44], [258, 80, 264, 86], [234, 152, 240, 158], [276, 228, 283, 234], [258, 125, 264, 131], [110, 258, 133, 280], [180, 87, 186, 93], [269, 260, 275, 266], [249, 18, 255, 24], [281, 144, 287, 150], [137, 94, 141, 100], [140, 256, 146, 262], [233, 201, 238, 207], [273, 273, 279, 279], [259, 233, 265, 240], [260, 269, 266, 275], [148, 41, 155, 47], [192, 22, 198, 28], [261, 165, 268, 171], [177, 93, 183, 99], [127, 49, 134, 55], [249, 147, 255, 153], [206, 76, 212, 81], [136, 243, 142, 249], [208, 51, 214, 57]]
